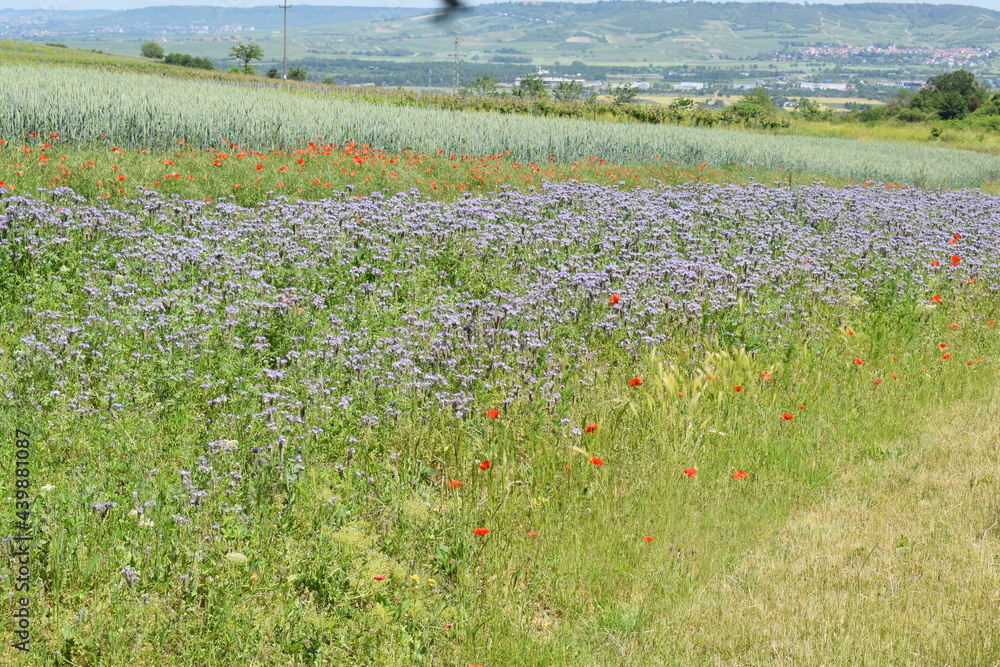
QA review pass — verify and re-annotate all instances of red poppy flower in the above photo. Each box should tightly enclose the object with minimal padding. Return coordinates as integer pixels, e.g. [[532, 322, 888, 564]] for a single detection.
[[448, 480, 463, 489], [989, 321, 996, 326], [951, 255, 961, 266], [891, 374, 897, 379], [931, 295, 942, 303], [527, 531, 538, 537], [485, 408, 500, 419], [374, 575, 386, 580], [761, 371, 773, 381], [629, 377, 643, 387], [684, 467, 697, 478], [609, 294, 620, 305], [782, 412, 793, 421], [942, 353, 952, 359], [939, 343, 947, 350], [953, 233, 961, 240], [873, 380, 882, 386], [590, 456, 604, 466], [644, 536, 654, 542], [967, 361, 973, 366], [930, 260, 940, 266], [846, 328, 854, 335], [891, 356, 898, 361], [853, 358, 864, 365], [479, 460, 491, 470], [733, 470, 748, 480], [733, 385, 743, 392], [950, 323, 959, 328], [473, 528, 489, 536], [585, 422, 598, 434]]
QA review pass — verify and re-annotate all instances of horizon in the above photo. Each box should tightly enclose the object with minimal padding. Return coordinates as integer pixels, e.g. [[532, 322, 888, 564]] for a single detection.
[[3, 0, 999, 13]]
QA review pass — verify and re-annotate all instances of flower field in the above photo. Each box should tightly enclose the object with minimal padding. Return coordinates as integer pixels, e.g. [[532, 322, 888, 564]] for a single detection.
[[5, 64, 1000, 187], [2, 171, 999, 664]]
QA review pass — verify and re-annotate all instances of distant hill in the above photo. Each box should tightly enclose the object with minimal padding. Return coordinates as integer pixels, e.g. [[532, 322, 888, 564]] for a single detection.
[[0, 5, 425, 30], [4, 1, 1000, 64]]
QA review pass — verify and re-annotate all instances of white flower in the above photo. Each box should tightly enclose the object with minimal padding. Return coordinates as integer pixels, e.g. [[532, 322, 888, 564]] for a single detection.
[[40, 485, 56, 493], [224, 552, 248, 565]]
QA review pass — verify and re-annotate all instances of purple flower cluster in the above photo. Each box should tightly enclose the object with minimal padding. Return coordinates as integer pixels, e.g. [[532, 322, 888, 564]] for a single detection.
[[3, 182, 996, 446]]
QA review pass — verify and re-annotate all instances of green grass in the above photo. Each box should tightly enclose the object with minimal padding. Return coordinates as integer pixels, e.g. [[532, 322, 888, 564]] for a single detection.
[[2, 262, 997, 665], [1, 52, 1000, 666]]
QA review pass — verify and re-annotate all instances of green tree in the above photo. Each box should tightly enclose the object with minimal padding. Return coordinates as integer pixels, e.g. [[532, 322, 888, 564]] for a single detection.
[[669, 97, 697, 112], [140, 42, 164, 60], [513, 74, 548, 100], [461, 75, 499, 97], [552, 80, 584, 102], [266, 68, 279, 79], [910, 69, 988, 120], [791, 97, 833, 121], [229, 42, 264, 73], [287, 67, 308, 81], [610, 82, 638, 105]]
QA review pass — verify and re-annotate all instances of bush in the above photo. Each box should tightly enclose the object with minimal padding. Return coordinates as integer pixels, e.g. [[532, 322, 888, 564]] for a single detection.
[[163, 53, 215, 70], [141, 42, 164, 60], [287, 67, 308, 82], [894, 107, 929, 123]]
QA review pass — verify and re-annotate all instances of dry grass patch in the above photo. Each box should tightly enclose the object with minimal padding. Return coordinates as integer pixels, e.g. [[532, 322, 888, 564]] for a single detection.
[[668, 372, 1000, 665]]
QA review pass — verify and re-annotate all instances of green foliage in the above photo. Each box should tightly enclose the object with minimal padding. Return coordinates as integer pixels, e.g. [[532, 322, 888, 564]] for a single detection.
[[287, 66, 308, 82], [610, 82, 639, 105], [513, 73, 548, 101], [896, 69, 989, 121], [461, 75, 498, 98], [140, 42, 164, 60], [669, 97, 697, 112], [266, 67, 279, 79], [721, 87, 789, 129], [791, 97, 834, 122], [972, 93, 1000, 117], [229, 42, 264, 73], [552, 79, 584, 102], [162, 53, 215, 70]]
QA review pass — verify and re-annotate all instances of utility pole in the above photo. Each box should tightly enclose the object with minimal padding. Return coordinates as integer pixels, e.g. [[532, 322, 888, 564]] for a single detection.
[[280, 0, 290, 80], [453, 33, 460, 94]]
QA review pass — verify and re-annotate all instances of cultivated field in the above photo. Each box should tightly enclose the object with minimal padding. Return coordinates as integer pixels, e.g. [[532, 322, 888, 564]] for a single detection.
[[1, 60, 999, 666], [4, 65, 1000, 189]]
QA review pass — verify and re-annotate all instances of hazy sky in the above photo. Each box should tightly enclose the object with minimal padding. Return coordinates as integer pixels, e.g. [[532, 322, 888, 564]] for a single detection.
[[2, 0, 999, 12]]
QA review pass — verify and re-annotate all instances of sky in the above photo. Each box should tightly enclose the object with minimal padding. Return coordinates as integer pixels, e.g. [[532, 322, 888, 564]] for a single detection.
[[3, 0, 1000, 11]]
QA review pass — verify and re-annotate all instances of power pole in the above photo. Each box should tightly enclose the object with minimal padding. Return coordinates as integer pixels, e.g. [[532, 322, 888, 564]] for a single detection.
[[453, 33, 460, 94], [280, 0, 290, 79]]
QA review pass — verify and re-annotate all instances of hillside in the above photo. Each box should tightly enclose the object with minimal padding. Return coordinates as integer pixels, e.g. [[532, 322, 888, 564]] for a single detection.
[[4, 1, 1000, 66]]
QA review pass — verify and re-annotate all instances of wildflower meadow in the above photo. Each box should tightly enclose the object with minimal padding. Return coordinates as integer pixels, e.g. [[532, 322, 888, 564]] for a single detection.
[[1, 61, 999, 666]]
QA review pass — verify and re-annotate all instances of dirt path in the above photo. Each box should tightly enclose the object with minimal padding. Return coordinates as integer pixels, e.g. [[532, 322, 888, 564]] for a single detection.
[[667, 374, 1000, 664]]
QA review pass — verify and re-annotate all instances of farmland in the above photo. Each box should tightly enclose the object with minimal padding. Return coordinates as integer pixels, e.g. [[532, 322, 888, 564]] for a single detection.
[[5, 65, 1000, 191], [1, 56, 999, 666]]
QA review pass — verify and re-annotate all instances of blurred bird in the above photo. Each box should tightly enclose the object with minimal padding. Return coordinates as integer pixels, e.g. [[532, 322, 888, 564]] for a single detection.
[[433, 0, 470, 22]]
